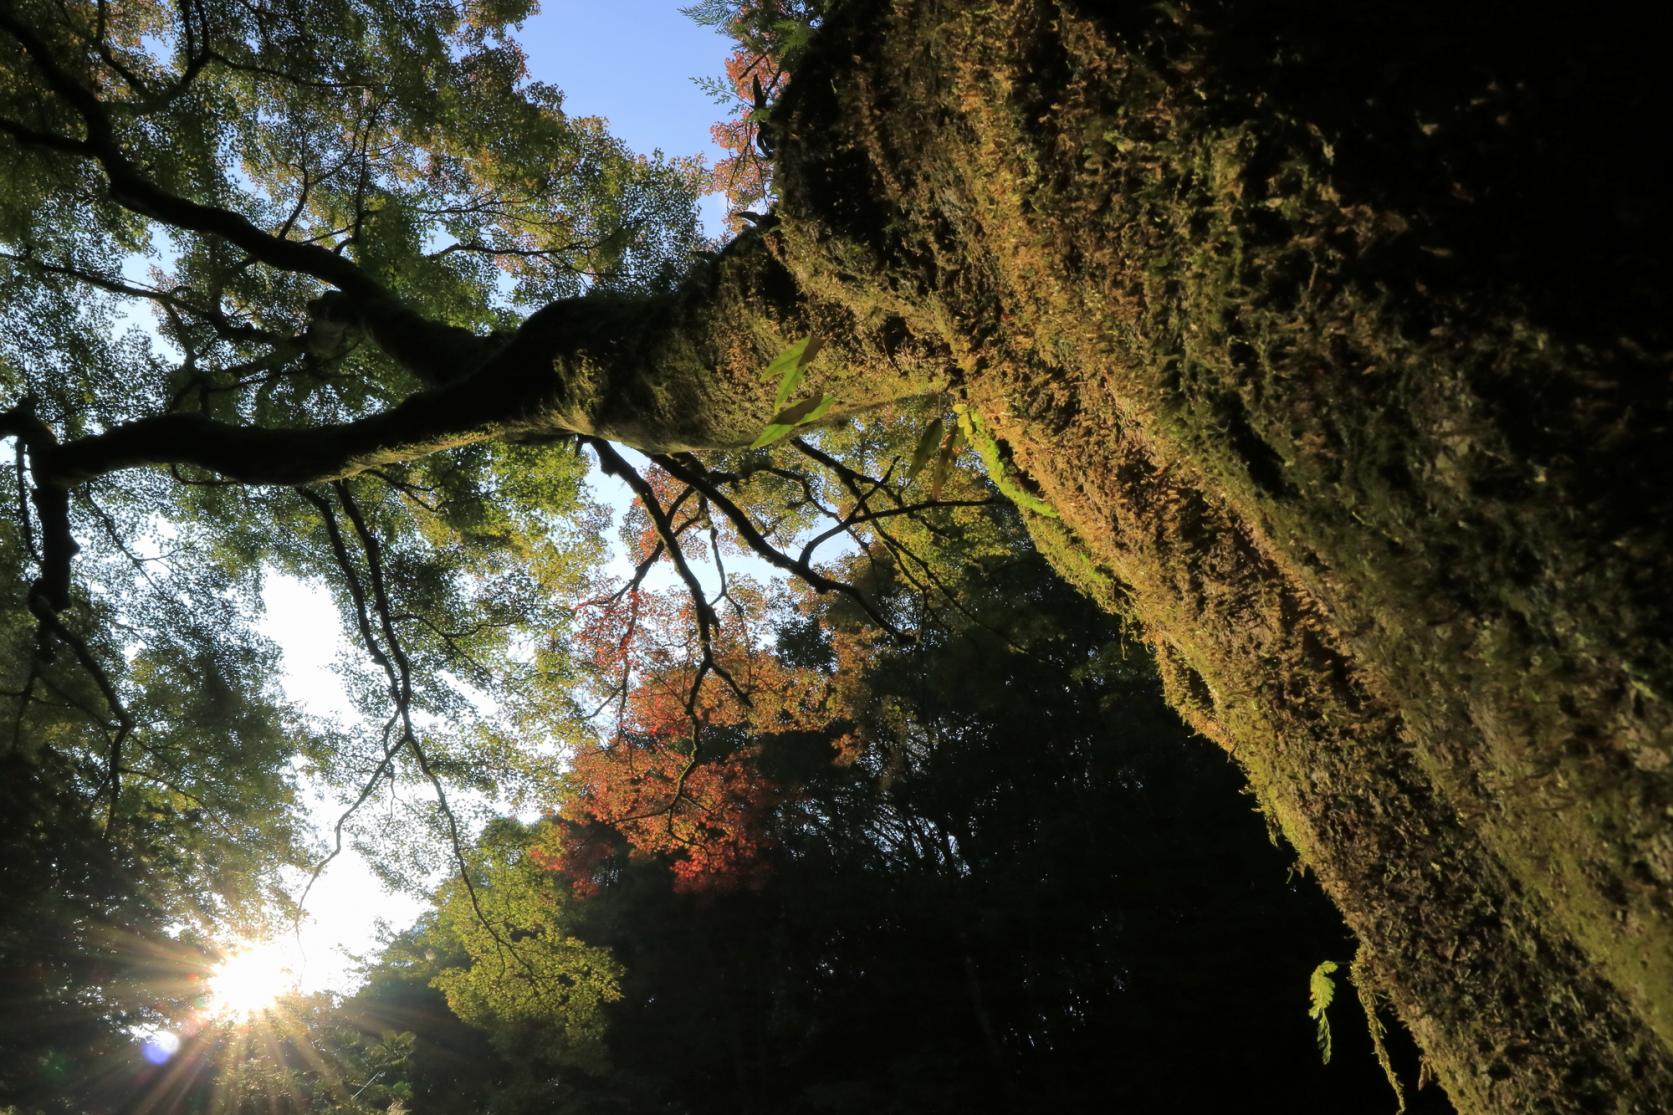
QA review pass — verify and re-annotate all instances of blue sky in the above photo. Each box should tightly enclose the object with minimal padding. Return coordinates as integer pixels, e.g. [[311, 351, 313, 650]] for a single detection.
[[520, 2, 736, 236]]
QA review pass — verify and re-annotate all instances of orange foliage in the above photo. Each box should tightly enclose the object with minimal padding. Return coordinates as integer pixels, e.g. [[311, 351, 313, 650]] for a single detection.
[[615, 464, 699, 564], [709, 49, 779, 229], [554, 579, 848, 894], [704, 2, 806, 229]]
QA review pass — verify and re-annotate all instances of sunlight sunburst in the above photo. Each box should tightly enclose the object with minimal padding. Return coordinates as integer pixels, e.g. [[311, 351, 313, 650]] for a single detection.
[[203, 940, 298, 1021]]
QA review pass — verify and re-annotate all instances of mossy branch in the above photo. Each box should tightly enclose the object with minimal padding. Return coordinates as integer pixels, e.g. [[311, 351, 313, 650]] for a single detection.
[[954, 405, 1058, 519], [1353, 951, 1408, 1114]]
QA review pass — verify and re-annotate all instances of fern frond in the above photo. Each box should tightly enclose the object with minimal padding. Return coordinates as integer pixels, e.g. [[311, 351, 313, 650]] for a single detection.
[[1308, 959, 1339, 1064]]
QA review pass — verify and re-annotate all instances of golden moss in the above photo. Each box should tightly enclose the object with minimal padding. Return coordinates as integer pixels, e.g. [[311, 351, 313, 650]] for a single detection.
[[772, 1, 1673, 1109]]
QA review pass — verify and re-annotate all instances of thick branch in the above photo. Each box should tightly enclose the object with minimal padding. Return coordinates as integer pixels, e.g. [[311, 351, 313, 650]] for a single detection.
[[7, 227, 940, 494], [0, 11, 360, 293], [39, 360, 547, 486]]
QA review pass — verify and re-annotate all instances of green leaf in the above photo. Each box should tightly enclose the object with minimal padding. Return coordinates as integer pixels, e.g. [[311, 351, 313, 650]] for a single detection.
[[761, 340, 806, 382], [1309, 960, 1339, 1064], [798, 334, 825, 366], [774, 364, 805, 411], [765, 336, 825, 410], [772, 392, 833, 428], [751, 391, 835, 449], [761, 335, 821, 383], [905, 418, 946, 485], [749, 423, 797, 450], [930, 443, 954, 501], [929, 424, 964, 500]]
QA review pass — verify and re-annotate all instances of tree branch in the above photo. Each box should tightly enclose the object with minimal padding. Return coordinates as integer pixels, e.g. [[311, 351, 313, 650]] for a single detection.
[[651, 451, 908, 640], [26, 587, 133, 834], [588, 439, 749, 707], [0, 12, 491, 388], [36, 360, 540, 486], [296, 483, 538, 984], [0, 247, 285, 346]]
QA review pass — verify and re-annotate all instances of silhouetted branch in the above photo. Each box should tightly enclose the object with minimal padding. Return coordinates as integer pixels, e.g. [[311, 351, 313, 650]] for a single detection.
[[588, 439, 749, 708], [652, 451, 908, 640], [297, 482, 540, 984], [26, 587, 133, 833], [0, 11, 488, 388]]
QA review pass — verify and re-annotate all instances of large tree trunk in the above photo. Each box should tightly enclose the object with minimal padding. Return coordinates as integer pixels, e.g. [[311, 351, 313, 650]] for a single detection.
[[14, 2, 1667, 1108], [748, 1, 1670, 1110]]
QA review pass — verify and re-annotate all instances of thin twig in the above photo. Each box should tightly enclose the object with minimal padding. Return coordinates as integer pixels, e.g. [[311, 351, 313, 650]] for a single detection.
[[651, 451, 907, 640]]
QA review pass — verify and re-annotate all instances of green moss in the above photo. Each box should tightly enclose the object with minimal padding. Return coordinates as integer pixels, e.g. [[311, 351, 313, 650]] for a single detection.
[[1021, 514, 1127, 617], [954, 404, 1058, 519], [771, 1, 1673, 1109]]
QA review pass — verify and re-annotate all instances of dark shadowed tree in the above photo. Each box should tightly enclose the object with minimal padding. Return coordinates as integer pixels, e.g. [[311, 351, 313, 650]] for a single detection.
[[449, 531, 1456, 1113]]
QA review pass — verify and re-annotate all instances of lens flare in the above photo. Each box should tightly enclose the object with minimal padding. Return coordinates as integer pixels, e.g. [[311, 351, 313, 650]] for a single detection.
[[140, 1030, 181, 1064], [204, 940, 297, 1020]]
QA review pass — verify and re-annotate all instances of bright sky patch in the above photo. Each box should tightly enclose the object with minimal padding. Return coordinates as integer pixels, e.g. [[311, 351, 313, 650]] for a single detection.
[[203, 940, 299, 1021]]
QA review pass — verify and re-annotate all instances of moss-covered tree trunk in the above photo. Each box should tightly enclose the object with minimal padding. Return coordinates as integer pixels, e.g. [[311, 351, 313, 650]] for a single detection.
[[749, 2, 1672, 1110]]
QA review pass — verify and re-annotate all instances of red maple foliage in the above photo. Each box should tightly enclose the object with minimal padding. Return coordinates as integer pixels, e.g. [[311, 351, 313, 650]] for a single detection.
[[553, 579, 846, 894], [709, 49, 779, 230], [701, 2, 816, 229]]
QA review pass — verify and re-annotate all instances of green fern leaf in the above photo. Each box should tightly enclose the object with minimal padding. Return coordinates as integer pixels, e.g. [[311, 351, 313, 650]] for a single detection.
[[1309, 959, 1340, 1064]]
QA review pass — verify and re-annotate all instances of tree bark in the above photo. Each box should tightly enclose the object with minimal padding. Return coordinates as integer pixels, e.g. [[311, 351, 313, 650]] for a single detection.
[[21, 229, 949, 488], [750, 1, 1672, 1109]]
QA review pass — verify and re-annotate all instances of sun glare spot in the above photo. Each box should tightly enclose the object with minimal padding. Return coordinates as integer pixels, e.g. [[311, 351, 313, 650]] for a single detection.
[[140, 1030, 181, 1065], [204, 940, 298, 1020]]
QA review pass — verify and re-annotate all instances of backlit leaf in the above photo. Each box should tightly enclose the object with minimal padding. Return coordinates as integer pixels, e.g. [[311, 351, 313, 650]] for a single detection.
[[750, 422, 796, 449], [761, 336, 815, 382], [774, 364, 805, 410], [1309, 960, 1339, 1064], [771, 392, 833, 428], [906, 418, 945, 485]]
